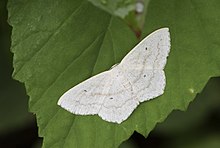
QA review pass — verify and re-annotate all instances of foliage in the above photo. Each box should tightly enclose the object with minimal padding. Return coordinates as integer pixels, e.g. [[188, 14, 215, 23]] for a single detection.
[[8, 0, 220, 147]]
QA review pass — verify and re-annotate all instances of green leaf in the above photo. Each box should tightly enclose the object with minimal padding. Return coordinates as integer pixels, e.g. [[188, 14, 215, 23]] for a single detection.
[[8, 0, 137, 147], [0, 0, 32, 133], [8, 0, 220, 148], [133, 0, 220, 137]]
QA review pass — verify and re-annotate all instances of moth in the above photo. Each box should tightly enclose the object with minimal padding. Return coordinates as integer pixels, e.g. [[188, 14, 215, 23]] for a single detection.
[[58, 28, 171, 124]]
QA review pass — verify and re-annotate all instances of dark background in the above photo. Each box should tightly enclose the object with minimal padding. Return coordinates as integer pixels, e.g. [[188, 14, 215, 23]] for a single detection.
[[1, 0, 220, 148]]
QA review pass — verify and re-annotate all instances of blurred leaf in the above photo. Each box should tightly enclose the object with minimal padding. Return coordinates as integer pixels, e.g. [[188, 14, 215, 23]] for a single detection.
[[88, 0, 136, 18], [8, 0, 220, 148], [174, 134, 220, 148], [123, 0, 150, 36], [154, 78, 220, 135], [31, 139, 42, 148]]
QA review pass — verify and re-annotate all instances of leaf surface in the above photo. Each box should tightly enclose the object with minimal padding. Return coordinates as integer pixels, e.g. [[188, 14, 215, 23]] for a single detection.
[[8, 0, 220, 147]]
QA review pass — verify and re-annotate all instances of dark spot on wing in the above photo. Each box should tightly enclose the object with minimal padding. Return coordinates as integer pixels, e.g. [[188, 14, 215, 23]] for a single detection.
[[145, 47, 147, 50], [110, 97, 113, 100], [84, 90, 87, 92], [144, 75, 146, 77]]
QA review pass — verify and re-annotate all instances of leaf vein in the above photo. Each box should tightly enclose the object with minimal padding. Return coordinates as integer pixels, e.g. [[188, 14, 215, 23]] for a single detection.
[[13, 1, 85, 77]]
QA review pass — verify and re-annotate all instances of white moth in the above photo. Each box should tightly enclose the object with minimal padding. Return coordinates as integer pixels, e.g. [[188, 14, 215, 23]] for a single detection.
[[58, 28, 171, 124]]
